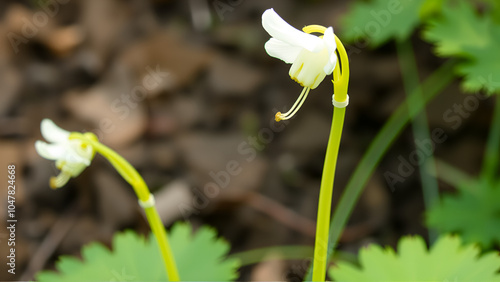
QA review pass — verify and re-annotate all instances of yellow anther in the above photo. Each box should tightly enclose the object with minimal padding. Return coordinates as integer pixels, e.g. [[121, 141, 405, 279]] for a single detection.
[[49, 177, 57, 189], [275, 112, 283, 122], [49, 171, 71, 189]]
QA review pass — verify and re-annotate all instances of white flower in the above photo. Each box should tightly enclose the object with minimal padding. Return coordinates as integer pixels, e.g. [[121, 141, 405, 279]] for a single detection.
[[262, 9, 338, 122], [262, 8, 337, 89], [35, 119, 95, 189]]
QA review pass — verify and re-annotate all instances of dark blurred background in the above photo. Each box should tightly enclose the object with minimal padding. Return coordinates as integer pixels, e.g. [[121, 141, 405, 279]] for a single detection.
[[0, 0, 493, 280]]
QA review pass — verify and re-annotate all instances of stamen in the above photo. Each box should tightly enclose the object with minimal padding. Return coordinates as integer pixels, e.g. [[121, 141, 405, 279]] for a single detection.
[[275, 87, 311, 122], [49, 171, 72, 189]]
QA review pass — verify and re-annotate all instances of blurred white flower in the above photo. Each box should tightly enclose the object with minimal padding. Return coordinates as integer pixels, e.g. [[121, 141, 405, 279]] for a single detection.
[[262, 8, 337, 89], [35, 119, 95, 189]]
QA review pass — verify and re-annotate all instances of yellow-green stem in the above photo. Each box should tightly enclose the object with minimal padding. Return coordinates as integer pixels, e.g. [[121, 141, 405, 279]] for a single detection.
[[310, 33, 349, 281], [70, 133, 180, 281]]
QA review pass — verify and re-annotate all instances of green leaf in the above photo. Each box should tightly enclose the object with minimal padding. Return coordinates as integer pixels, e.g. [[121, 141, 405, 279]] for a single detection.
[[423, 1, 491, 57], [36, 222, 240, 281], [427, 179, 500, 249], [423, 0, 500, 94], [456, 43, 500, 94], [341, 0, 425, 47], [329, 234, 500, 281]]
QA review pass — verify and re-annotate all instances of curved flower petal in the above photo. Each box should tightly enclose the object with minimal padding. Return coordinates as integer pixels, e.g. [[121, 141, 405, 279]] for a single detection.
[[262, 9, 323, 53], [60, 146, 92, 166], [265, 38, 302, 64], [35, 141, 67, 161], [41, 119, 70, 143], [322, 27, 337, 75], [323, 53, 338, 75], [62, 152, 91, 166]]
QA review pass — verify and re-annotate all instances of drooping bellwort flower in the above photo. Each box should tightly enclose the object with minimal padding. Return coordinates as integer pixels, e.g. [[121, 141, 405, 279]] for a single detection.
[[35, 119, 96, 188], [34, 118, 180, 280], [262, 8, 337, 121]]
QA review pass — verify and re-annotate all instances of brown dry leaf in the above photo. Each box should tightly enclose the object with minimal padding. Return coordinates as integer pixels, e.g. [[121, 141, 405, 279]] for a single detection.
[[4, 4, 83, 56], [94, 170, 137, 231], [148, 95, 204, 137], [0, 67, 21, 117], [63, 86, 147, 148], [147, 141, 178, 170], [177, 132, 269, 208], [154, 180, 193, 224], [44, 25, 85, 56], [177, 133, 247, 175], [208, 54, 265, 96], [79, 0, 132, 69], [4, 4, 37, 36], [119, 30, 213, 94]]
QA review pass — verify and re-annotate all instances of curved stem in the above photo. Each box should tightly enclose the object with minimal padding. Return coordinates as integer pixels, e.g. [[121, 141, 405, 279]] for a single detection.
[[396, 39, 439, 242], [304, 59, 457, 282], [324, 59, 456, 268], [481, 95, 500, 184], [311, 35, 350, 282], [69, 133, 180, 281]]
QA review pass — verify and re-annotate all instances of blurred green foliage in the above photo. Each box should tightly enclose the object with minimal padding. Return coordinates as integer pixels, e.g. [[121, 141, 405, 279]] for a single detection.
[[36, 222, 240, 281], [427, 179, 500, 249], [330, 235, 500, 281], [341, 0, 500, 94]]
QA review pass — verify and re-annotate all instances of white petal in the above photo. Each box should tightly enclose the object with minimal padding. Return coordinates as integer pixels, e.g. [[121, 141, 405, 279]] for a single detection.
[[62, 146, 92, 166], [322, 27, 338, 75], [41, 119, 70, 143], [35, 141, 67, 160], [323, 27, 336, 55], [262, 9, 323, 53], [323, 54, 338, 75], [59, 161, 89, 177], [265, 38, 302, 64]]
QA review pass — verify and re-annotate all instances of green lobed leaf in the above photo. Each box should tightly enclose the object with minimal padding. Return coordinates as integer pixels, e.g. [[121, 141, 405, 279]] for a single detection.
[[329, 234, 500, 281], [427, 179, 500, 249], [423, 0, 491, 57], [36, 222, 240, 281], [341, 0, 426, 47], [423, 0, 500, 94]]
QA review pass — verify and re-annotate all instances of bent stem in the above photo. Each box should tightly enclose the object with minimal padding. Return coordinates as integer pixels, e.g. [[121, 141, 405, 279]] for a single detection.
[[322, 59, 456, 273], [481, 95, 500, 184], [304, 59, 457, 281], [69, 133, 180, 281], [305, 27, 350, 282]]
